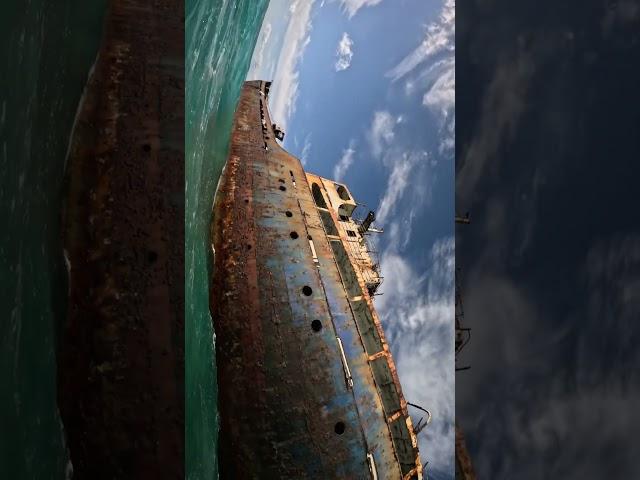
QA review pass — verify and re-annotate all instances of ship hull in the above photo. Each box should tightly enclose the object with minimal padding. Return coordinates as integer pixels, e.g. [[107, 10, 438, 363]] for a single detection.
[[59, 2, 184, 478], [211, 81, 422, 479]]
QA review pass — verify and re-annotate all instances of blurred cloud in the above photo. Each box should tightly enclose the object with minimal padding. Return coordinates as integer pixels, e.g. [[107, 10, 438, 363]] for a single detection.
[[333, 140, 356, 180], [300, 133, 312, 165], [267, 0, 317, 130], [387, 0, 455, 153], [335, 32, 354, 71], [366, 110, 397, 158], [338, 0, 384, 18]]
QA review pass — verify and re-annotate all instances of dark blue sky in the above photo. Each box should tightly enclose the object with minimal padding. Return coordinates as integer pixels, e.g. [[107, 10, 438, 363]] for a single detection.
[[248, 0, 455, 477], [457, 0, 640, 478]]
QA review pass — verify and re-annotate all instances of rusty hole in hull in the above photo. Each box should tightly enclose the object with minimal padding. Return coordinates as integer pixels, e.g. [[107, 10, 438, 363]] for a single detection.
[[302, 286, 312, 296], [334, 422, 346, 435], [285, 211, 293, 217], [290, 231, 299, 239], [279, 185, 286, 191], [311, 320, 322, 332]]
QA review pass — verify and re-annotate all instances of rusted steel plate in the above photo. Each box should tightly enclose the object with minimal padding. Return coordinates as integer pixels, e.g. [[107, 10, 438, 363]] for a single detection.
[[455, 424, 477, 480], [59, 1, 184, 478]]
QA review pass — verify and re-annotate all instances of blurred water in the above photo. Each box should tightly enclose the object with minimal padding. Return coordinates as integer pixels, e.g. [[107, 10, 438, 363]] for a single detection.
[[185, 1, 269, 478], [0, 1, 106, 478]]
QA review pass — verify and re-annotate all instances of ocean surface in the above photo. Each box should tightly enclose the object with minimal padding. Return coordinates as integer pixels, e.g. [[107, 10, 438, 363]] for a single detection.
[[0, 1, 106, 478], [186, 1, 269, 479]]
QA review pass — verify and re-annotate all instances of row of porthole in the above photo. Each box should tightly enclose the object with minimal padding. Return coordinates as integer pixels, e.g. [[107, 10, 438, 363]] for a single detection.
[[304, 286, 346, 437], [288, 213, 346, 436]]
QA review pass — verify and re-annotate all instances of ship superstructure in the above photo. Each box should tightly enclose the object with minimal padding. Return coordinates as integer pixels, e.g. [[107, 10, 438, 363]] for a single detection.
[[211, 80, 423, 479]]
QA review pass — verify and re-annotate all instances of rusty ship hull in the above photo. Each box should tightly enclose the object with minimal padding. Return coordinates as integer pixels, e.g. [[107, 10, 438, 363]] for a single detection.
[[210, 80, 423, 479], [59, 1, 184, 478]]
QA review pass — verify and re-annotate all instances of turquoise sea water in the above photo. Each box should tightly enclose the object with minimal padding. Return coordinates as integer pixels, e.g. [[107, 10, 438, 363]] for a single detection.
[[0, 2, 106, 478], [186, 1, 269, 478]]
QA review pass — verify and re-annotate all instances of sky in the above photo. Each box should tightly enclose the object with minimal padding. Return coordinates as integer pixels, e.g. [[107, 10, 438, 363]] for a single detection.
[[456, 0, 640, 478], [247, 1, 455, 478]]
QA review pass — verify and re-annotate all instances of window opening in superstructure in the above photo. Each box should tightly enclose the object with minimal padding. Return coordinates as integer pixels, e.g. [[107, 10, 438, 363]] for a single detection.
[[346, 230, 357, 237], [335, 184, 351, 201], [320, 210, 339, 236], [339, 215, 349, 222], [312, 183, 328, 209]]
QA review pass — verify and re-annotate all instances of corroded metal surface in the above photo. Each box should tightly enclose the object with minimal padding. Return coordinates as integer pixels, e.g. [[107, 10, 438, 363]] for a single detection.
[[59, 1, 184, 478], [305, 175, 422, 478], [211, 81, 421, 479], [455, 424, 477, 480]]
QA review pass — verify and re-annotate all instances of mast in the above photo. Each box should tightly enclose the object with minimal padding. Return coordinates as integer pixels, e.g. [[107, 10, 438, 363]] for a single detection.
[[454, 213, 477, 480]]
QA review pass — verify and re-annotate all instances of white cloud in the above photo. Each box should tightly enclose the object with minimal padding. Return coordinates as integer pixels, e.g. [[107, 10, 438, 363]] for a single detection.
[[386, 0, 454, 82], [375, 149, 432, 230], [250, 22, 272, 74], [300, 134, 312, 165], [387, 0, 455, 154], [335, 32, 354, 71], [333, 141, 356, 180], [267, 0, 317, 130], [439, 116, 454, 154], [376, 154, 413, 224], [338, 0, 384, 18], [422, 58, 455, 118], [377, 236, 455, 475], [367, 111, 397, 158], [366, 112, 434, 249]]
